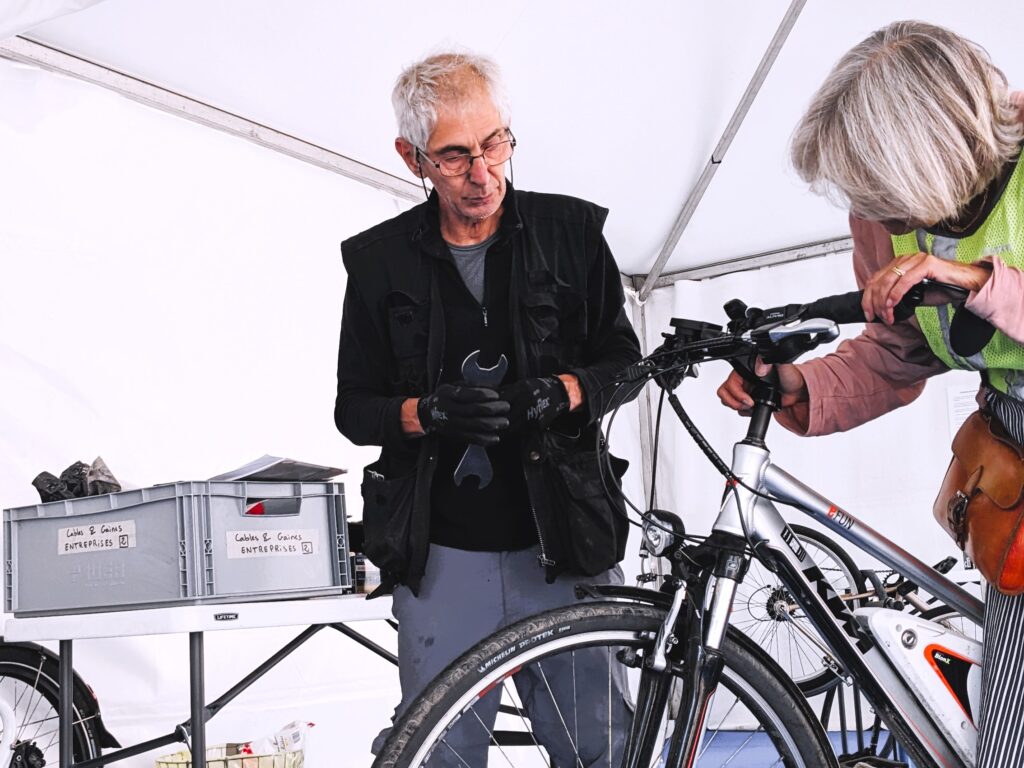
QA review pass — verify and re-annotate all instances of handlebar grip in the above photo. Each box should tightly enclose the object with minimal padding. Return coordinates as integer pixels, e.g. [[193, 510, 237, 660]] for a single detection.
[[799, 291, 866, 324], [800, 289, 920, 325]]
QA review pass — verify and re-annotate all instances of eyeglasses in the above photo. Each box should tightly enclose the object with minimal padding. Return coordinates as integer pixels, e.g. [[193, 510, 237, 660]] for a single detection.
[[416, 130, 516, 177]]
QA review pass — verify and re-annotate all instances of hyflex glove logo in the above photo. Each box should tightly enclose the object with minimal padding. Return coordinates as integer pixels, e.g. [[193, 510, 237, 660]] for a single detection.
[[527, 397, 552, 422]]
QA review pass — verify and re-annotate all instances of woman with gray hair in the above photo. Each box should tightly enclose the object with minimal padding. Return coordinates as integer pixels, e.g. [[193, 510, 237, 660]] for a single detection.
[[718, 20, 1024, 766]]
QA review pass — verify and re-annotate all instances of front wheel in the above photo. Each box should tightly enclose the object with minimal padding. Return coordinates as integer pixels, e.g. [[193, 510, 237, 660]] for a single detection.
[[373, 600, 836, 767]]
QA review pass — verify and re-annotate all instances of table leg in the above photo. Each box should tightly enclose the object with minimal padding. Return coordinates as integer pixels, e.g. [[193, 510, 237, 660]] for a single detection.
[[189, 632, 205, 767], [59, 639, 73, 768]]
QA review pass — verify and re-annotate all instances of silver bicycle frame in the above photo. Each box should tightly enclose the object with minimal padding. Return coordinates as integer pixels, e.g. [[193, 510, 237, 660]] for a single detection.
[[706, 439, 984, 768]]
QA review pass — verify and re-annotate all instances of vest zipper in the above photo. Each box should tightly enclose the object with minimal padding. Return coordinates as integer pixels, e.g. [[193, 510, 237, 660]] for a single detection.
[[482, 305, 489, 328], [531, 502, 555, 567]]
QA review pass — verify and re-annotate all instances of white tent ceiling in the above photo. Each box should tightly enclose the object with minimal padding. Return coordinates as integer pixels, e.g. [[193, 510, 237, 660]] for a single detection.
[[10, 1, 1024, 279]]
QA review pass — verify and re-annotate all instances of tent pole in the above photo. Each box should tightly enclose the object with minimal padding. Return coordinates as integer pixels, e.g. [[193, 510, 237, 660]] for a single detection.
[[637, 0, 807, 302], [627, 288, 657, 508], [0, 36, 422, 203], [637, 235, 852, 286]]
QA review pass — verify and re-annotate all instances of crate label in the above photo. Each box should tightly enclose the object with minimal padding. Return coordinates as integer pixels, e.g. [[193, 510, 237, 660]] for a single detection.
[[225, 529, 319, 559], [58, 520, 137, 555]]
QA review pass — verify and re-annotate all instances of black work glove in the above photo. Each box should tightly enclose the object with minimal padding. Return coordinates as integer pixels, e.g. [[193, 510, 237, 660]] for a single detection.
[[417, 384, 510, 445], [500, 377, 570, 433]]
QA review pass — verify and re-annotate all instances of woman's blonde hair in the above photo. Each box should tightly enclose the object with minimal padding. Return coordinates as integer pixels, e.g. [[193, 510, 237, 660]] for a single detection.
[[791, 20, 1022, 224]]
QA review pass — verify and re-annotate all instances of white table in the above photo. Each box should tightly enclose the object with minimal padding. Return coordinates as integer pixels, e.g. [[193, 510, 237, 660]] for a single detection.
[[3, 594, 395, 768]]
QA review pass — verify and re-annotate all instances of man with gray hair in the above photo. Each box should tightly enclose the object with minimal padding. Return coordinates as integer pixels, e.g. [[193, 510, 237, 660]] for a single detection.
[[334, 51, 640, 763]]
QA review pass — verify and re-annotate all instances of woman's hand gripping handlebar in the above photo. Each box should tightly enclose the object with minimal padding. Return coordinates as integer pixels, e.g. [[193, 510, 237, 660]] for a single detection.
[[620, 279, 982, 403], [715, 280, 983, 415], [715, 297, 845, 415]]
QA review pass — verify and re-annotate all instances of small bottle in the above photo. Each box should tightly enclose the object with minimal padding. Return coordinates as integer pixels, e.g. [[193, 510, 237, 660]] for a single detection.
[[353, 553, 366, 593], [362, 559, 381, 593]]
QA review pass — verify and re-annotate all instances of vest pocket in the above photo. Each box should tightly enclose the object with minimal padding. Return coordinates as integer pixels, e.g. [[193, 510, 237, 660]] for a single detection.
[[549, 448, 630, 575], [386, 295, 429, 392], [522, 289, 587, 344], [360, 459, 417, 580]]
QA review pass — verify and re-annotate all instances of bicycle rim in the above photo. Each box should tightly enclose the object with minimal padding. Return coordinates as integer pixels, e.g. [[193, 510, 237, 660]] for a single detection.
[[918, 604, 983, 643], [375, 601, 835, 767]]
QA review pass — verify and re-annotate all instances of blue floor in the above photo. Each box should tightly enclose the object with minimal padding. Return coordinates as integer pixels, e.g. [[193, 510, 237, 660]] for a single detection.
[[696, 730, 913, 766], [698, 731, 789, 763]]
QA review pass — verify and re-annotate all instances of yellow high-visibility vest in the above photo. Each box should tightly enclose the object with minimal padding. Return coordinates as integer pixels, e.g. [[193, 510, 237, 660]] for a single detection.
[[891, 158, 1024, 399]]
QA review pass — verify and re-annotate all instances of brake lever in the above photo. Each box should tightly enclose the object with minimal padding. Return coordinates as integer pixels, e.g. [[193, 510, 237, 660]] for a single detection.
[[749, 316, 840, 364], [766, 318, 840, 344]]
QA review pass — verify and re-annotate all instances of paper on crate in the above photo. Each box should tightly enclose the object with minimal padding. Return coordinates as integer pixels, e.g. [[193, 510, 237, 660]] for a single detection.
[[209, 456, 345, 482]]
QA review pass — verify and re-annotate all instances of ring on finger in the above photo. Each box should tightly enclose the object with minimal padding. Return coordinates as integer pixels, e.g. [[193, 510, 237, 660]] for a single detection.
[[890, 266, 906, 278]]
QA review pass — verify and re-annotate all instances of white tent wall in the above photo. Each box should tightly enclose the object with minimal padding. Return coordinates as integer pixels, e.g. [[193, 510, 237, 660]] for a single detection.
[[0, 57, 395, 510], [0, 58, 409, 764], [640, 258, 980, 574]]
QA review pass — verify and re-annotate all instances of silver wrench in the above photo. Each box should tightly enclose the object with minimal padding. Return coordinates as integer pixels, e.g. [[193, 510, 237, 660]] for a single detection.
[[453, 350, 508, 489]]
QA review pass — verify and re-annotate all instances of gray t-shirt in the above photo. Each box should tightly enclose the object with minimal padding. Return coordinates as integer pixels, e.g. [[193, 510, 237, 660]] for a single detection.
[[446, 232, 499, 304]]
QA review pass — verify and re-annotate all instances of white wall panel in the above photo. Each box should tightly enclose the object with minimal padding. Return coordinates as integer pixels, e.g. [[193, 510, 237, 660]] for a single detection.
[[0, 59, 404, 765]]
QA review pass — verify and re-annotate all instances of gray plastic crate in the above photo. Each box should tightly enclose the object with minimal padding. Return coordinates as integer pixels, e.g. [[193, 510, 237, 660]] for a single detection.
[[4, 481, 350, 616]]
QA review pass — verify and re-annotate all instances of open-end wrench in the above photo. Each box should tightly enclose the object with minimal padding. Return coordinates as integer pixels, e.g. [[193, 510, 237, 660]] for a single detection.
[[453, 349, 508, 489]]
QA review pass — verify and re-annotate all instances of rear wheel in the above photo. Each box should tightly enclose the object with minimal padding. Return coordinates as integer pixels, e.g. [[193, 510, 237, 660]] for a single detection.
[[0, 643, 103, 767], [731, 524, 867, 696], [373, 600, 836, 767], [917, 603, 982, 641]]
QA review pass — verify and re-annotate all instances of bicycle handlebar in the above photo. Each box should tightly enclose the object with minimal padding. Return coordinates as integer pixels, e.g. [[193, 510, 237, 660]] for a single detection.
[[767, 285, 920, 327], [628, 279, 991, 390]]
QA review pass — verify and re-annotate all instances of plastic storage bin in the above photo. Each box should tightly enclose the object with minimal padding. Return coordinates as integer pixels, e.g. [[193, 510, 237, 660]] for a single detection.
[[4, 481, 349, 616]]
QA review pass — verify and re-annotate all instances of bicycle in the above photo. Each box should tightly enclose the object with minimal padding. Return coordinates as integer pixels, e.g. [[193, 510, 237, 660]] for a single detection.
[[373, 283, 986, 768], [738, 530, 980, 698], [0, 639, 118, 766], [731, 521, 868, 697], [737, 531, 981, 762]]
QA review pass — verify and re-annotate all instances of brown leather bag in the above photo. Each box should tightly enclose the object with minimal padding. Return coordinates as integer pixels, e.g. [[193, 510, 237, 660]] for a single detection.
[[934, 410, 1024, 594]]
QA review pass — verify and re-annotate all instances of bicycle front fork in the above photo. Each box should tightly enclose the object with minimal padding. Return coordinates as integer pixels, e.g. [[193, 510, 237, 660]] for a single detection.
[[623, 554, 743, 767]]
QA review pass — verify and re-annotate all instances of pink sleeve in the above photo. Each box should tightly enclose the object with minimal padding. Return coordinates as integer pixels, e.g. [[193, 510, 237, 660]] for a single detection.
[[963, 88, 1024, 342], [775, 216, 948, 436], [964, 257, 1024, 345]]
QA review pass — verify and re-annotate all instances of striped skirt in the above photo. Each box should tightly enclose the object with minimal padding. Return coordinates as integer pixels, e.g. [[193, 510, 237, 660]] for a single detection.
[[976, 388, 1024, 768]]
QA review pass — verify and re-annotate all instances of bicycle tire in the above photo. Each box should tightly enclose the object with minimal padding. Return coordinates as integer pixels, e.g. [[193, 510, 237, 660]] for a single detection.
[[731, 523, 867, 696], [917, 603, 983, 642], [373, 600, 837, 767], [0, 642, 103, 766]]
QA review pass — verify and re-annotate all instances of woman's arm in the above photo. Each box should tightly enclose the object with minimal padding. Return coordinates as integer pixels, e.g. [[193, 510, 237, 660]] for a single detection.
[[773, 216, 948, 436]]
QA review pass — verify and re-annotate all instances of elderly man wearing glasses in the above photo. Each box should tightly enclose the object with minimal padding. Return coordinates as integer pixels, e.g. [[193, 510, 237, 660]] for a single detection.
[[334, 51, 641, 763]]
